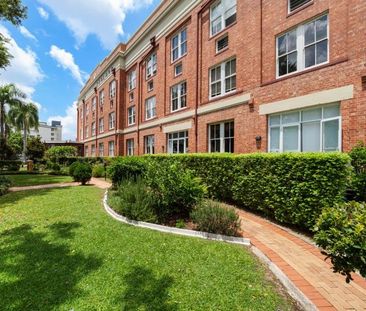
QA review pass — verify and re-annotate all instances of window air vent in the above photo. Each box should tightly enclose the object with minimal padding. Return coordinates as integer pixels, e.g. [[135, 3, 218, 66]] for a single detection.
[[216, 35, 229, 53], [289, 0, 311, 12]]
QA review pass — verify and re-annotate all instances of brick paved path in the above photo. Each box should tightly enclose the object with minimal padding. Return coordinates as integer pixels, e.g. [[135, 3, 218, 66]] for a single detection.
[[238, 210, 366, 310]]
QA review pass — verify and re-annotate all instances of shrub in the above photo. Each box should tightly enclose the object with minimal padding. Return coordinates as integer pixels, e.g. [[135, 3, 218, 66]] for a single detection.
[[0, 176, 12, 196], [108, 178, 157, 223], [349, 142, 366, 201], [144, 160, 207, 221], [45, 146, 77, 162], [92, 164, 105, 178], [71, 162, 92, 185], [314, 201, 366, 283], [108, 157, 147, 185], [26, 136, 45, 161], [0, 160, 21, 172], [191, 201, 240, 236]]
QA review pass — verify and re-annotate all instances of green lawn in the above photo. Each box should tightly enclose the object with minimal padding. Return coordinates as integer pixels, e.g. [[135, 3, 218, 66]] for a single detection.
[[0, 187, 296, 310], [4, 174, 73, 187]]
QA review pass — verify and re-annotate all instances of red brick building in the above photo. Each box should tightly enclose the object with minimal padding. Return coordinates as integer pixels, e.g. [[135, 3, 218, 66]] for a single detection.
[[77, 0, 366, 157]]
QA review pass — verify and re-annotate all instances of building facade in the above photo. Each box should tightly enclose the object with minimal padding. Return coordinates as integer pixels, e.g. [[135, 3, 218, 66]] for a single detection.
[[30, 120, 63, 143], [77, 0, 366, 157]]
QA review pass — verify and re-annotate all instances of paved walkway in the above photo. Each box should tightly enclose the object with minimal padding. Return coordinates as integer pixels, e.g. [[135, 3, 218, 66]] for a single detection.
[[237, 210, 366, 310]]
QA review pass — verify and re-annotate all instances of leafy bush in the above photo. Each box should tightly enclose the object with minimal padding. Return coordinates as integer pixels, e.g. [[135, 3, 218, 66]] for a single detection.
[[26, 136, 45, 161], [108, 157, 147, 185], [314, 201, 366, 283], [191, 201, 240, 236], [144, 160, 207, 221], [349, 142, 366, 201], [0, 138, 17, 160], [0, 176, 12, 196], [92, 164, 105, 178], [45, 146, 77, 162], [108, 178, 157, 223], [71, 162, 92, 185], [0, 160, 21, 171]]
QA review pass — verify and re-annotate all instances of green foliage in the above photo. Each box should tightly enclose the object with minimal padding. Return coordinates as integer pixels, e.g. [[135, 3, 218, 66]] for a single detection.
[[0, 138, 16, 160], [45, 146, 77, 162], [26, 136, 45, 161], [0, 175, 12, 195], [0, 160, 21, 171], [144, 160, 207, 220], [109, 178, 158, 223], [92, 164, 105, 178], [8, 131, 22, 155], [314, 201, 366, 283], [108, 157, 147, 185], [349, 142, 366, 201], [71, 162, 92, 185], [0, 0, 27, 26], [191, 201, 240, 236]]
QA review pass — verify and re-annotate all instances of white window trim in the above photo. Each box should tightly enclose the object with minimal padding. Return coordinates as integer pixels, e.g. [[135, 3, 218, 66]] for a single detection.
[[109, 112, 115, 130], [171, 28, 187, 63], [91, 122, 96, 136], [128, 70, 136, 91], [288, 0, 312, 13], [108, 141, 115, 157], [171, 81, 187, 112], [208, 121, 234, 153], [167, 131, 189, 154], [174, 63, 183, 77], [109, 80, 116, 98], [128, 106, 136, 126], [210, 0, 237, 37], [276, 13, 329, 79], [209, 58, 237, 100], [99, 143, 104, 157], [144, 135, 155, 154], [99, 91, 105, 106], [146, 53, 157, 80], [216, 34, 229, 53], [99, 118, 104, 133], [127, 139, 134, 156], [145, 97, 156, 120]]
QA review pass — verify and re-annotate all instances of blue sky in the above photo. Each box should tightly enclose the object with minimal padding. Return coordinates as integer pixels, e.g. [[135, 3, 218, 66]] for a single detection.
[[0, 0, 161, 139]]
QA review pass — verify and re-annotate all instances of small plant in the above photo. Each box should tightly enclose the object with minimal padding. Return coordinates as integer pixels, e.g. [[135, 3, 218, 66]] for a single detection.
[[175, 219, 186, 229], [0, 176, 12, 196], [71, 162, 92, 185], [108, 178, 157, 223], [191, 201, 241, 236], [92, 164, 105, 178], [314, 201, 366, 283]]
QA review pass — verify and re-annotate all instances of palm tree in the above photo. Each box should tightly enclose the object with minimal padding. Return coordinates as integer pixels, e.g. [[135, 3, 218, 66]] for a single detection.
[[0, 84, 25, 140], [9, 101, 39, 161]]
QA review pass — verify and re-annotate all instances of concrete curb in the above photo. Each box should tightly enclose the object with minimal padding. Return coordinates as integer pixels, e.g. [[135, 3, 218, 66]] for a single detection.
[[103, 191, 251, 246]]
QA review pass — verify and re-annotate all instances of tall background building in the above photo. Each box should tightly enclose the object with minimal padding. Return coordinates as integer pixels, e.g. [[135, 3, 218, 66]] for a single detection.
[[30, 120, 63, 143]]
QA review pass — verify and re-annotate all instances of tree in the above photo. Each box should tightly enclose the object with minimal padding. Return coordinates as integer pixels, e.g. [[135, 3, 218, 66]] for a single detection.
[[45, 146, 77, 162], [26, 136, 45, 161], [7, 131, 22, 155], [8, 101, 39, 161]]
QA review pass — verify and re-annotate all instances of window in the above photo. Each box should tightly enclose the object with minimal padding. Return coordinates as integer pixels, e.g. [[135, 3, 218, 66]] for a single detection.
[[168, 131, 188, 154], [92, 97, 97, 111], [277, 14, 328, 77], [128, 106, 136, 126], [174, 63, 182, 77], [289, 0, 312, 13], [171, 81, 187, 111], [91, 144, 96, 157], [210, 0, 237, 36], [85, 146, 88, 157], [144, 135, 155, 154], [148, 80, 154, 92], [99, 90, 105, 106], [109, 112, 115, 130], [109, 80, 116, 98], [91, 122, 96, 136], [99, 143, 104, 157], [216, 35, 229, 53], [127, 139, 134, 156], [86, 104, 89, 116], [268, 103, 341, 152], [108, 141, 115, 157], [99, 117, 104, 133], [210, 58, 236, 98], [145, 97, 156, 120], [171, 28, 187, 62], [85, 126, 89, 138], [209, 121, 234, 153], [129, 92, 134, 102], [146, 53, 157, 79], [128, 70, 136, 91]]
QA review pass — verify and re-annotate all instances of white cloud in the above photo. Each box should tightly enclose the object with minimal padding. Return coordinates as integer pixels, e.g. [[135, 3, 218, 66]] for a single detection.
[[49, 45, 87, 86], [0, 25, 44, 99], [37, 0, 154, 49], [47, 101, 77, 140], [19, 26, 37, 41], [37, 7, 49, 20]]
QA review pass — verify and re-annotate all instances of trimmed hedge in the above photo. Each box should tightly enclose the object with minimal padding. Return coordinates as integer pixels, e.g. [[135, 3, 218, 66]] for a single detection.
[[0, 160, 22, 172], [109, 153, 350, 230], [0, 176, 12, 196]]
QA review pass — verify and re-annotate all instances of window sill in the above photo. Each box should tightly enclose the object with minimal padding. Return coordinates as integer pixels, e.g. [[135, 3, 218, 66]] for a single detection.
[[171, 53, 187, 66], [209, 22, 237, 41], [215, 46, 229, 56], [144, 116, 157, 123], [203, 89, 243, 105], [287, 1, 314, 18], [170, 106, 188, 114]]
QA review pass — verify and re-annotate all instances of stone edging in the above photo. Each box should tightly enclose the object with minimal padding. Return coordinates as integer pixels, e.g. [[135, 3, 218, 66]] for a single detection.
[[103, 191, 250, 246]]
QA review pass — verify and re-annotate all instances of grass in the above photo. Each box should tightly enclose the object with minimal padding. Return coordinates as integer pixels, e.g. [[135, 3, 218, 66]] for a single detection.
[[0, 187, 297, 310], [4, 174, 73, 187]]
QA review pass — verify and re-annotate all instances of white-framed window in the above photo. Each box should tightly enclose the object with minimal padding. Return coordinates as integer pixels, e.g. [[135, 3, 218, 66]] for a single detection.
[[109, 112, 115, 130], [91, 122, 96, 136], [210, 0, 237, 37], [171, 81, 187, 111], [174, 63, 183, 77], [79, 129, 83, 140], [209, 121, 234, 153], [109, 80, 116, 98], [99, 90, 105, 106], [171, 28, 187, 62], [127, 139, 134, 156], [86, 104, 90, 116], [268, 103, 341, 153], [168, 131, 188, 154], [99, 117, 104, 133], [144, 135, 155, 154], [288, 0, 312, 13], [146, 53, 157, 79], [99, 143, 104, 157], [148, 80, 154, 92], [85, 146, 89, 157], [129, 92, 134, 102], [277, 14, 328, 78], [108, 141, 115, 157], [210, 58, 236, 98], [128, 70, 136, 91], [92, 97, 97, 111], [128, 106, 136, 126], [91, 144, 96, 157], [145, 97, 156, 120], [85, 126, 89, 138]]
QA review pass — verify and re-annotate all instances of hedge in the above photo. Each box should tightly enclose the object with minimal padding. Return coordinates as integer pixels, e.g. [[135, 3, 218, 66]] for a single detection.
[[0, 160, 22, 172], [108, 153, 351, 230]]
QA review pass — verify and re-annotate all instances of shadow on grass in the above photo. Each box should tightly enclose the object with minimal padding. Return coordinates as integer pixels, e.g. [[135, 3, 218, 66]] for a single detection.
[[0, 223, 102, 310], [121, 266, 177, 311]]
